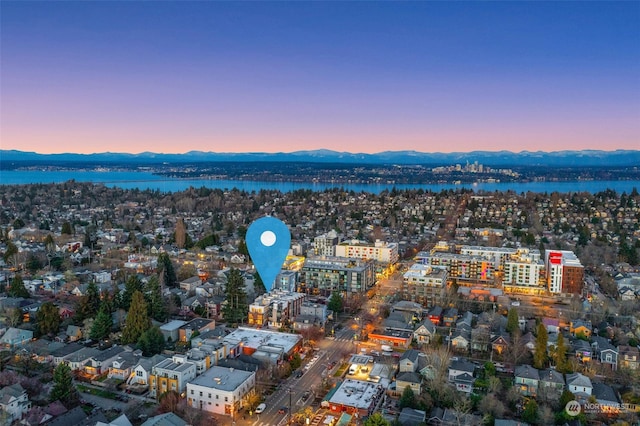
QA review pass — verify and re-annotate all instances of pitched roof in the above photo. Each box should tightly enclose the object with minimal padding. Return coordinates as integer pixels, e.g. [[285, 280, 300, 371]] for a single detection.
[[515, 365, 539, 381]]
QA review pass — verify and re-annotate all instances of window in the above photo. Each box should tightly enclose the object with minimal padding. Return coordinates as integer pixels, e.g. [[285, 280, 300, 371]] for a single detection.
[[200, 392, 203, 397], [191, 390, 194, 395], [225, 397, 228, 402]]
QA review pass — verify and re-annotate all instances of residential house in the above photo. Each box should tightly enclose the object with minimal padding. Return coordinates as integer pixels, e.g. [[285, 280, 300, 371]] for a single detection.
[[84, 346, 126, 378], [109, 350, 143, 381], [141, 413, 188, 426], [427, 306, 443, 326], [538, 368, 565, 401], [569, 320, 592, 338], [566, 372, 593, 401], [572, 339, 593, 363], [66, 347, 101, 371], [428, 407, 482, 426], [618, 345, 640, 370], [450, 330, 471, 351], [592, 382, 621, 414], [542, 318, 560, 334], [51, 342, 85, 366], [186, 365, 256, 416], [65, 325, 83, 342], [396, 371, 422, 395], [179, 318, 216, 343], [591, 336, 618, 370], [0, 383, 31, 422], [399, 350, 421, 373], [0, 328, 33, 348], [179, 276, 203, 292], [126, 354, 168, 392], [491, 334, 510, 355], [448, 359, 475, 393], [443, 308, 458, 327], [397, 408, 426, 426], [514, 365, 539, 397], [413, 319, 436, 345], [522, 332, 536, 353], [471, 326, 490, 352]]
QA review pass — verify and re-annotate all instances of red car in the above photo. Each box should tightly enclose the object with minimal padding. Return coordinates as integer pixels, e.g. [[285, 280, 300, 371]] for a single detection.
[[278, 407, 287, 414]]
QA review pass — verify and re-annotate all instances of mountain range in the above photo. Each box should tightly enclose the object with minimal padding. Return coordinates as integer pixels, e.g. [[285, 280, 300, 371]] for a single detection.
[[2, 149, 639, 167]]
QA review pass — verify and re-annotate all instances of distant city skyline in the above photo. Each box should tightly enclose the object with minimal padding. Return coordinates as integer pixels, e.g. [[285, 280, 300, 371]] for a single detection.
[[1, 2, 638, 155]]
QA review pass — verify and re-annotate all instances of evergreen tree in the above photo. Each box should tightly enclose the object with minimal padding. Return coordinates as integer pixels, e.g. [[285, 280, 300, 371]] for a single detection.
[[122, 275, 144, 311], [50, 363, 78, 404], [137, 326, 165, 356], [8, 274, 30, 298], [90, 305, 113, 340], [521, 399, 538, 424], [2, 241, 18, 266], [533, 322, 548, 369], [363, 413, 390, 426], [61, 221, 73, 235], [85, 281, 101, 316], [328, 292, 343, 317], [506, 307, 519, 334], [399, 385, 416, 409], [221, 268, 248, 325], [555, 332, 569, 372], [145, 275, 168, 322], [121, 291, 150, 344], [36, 301, 61, 336], [157, 252, 177, 287], [253, 272, 266, 296]]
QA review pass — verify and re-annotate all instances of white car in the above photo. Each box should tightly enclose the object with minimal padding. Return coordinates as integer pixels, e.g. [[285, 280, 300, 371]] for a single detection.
[[255, 403, 266, 414]]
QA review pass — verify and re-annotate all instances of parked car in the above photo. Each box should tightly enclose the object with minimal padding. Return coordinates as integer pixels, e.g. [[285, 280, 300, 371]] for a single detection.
[[278, 407, 287, 414], [255, 403, 266, 414]]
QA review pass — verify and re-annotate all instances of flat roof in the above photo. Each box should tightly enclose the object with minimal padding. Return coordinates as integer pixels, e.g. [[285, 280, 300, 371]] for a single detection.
[[329, 379, 384, 410], [160, 320, 187, 331], [189, 365, 254, 392], [224, 327, 302, 353]]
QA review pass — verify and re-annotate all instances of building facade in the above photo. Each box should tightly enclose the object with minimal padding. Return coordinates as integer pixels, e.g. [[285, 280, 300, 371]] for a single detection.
[[401, 264, 447, 307], [299, 256, 376, 296], [187, 366, 256, 417]]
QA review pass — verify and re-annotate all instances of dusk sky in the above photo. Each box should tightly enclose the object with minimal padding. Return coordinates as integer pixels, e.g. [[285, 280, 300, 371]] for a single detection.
[[1, 2, 639, 155]]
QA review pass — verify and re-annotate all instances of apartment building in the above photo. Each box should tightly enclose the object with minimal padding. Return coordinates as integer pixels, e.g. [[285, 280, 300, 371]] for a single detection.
[[313, 230, 339, 256], [149, 354, 197, 398], [247, 290, 305, 328], [299, 256, 376, 296], [402, 264, 447, 307], [545, 250, 584, 294], [416, 252, 495, 286], [187, 365, 256, 416], [334, 239, 399, 264]]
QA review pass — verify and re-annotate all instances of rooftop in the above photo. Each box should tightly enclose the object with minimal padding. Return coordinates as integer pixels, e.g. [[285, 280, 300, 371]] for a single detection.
[[328, 378, 384, 410], [189, 365, 254, 392]]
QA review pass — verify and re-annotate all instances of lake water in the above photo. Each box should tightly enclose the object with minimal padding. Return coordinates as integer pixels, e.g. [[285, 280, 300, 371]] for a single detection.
[[1, 169, 639, 194]]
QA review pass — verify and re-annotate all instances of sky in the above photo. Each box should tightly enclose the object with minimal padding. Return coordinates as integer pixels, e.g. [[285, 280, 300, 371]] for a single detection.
[[1, 2, 639, 155]]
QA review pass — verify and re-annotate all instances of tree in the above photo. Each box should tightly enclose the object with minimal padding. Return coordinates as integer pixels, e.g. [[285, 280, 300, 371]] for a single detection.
[[8, 308, 23, 327], [363, 413, 390, 426], [254, 272, 266, 296], [137, 326, 165, 356], [399, 385, 416, 409], [90, 304, 113, 341], [506, 307, 519, 334], [157, 252, 177, 287], [121, 291, 150, 344], [2, 241, 18, 266], [36, 302, 61, 336], [158, 390, 181, 413], [145, 275, 168, 322], [50, 363, 78, 404], [8, 274, 30, 298], [121, 275, 144, 311], [521, 399, 538, 424], [26, 254, 43, 274], [61, 221, 73, 235], [554, 332, 569, 373], [85, 281, 101, 315], [533, 322, 548, 369], [221, 268, 248, 325], [328, 292, 343, 318], [175, 218, 186, 249]]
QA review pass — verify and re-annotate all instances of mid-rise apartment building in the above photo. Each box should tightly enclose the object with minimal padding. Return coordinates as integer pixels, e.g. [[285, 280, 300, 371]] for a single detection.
[[313, 230, 339, 256], [416, 252, 495, 286], [334, 239, 399, 264], [545, 250, 584, 294], [402, 264, 447, 307], [299, 256, 376, 296], [247, 290, 305, 328]]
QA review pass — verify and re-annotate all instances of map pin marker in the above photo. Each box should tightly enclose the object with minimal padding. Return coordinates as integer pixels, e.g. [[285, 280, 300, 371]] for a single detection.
[[246, 217, 291, 293]]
